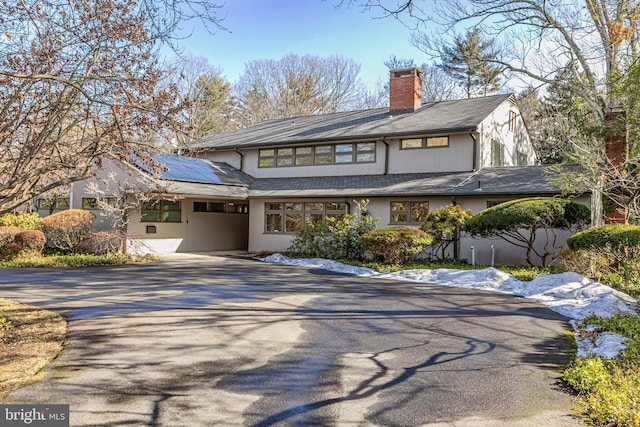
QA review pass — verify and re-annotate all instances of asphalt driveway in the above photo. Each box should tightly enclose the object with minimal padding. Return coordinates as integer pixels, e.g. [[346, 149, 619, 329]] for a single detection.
[[0, 254, 583, 426]]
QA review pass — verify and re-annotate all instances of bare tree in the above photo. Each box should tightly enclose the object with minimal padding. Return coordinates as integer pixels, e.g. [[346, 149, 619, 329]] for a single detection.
[[163, 55, 238, 147], [0, 0, 224, 215], [84, 152, 175, 252], [233, 54, 366, 126]]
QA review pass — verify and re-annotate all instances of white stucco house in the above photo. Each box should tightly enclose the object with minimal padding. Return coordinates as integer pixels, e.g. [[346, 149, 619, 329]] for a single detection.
[[36, 68, 593, 265]]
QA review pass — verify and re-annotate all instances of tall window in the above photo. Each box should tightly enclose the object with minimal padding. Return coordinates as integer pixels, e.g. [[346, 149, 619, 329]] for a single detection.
[[264, 202, 348, 233], [491, 140, 505, 167], [141, 200, 181, 222], [390, 201, 429, 225], [508, 111, 517, 132], [516, 151, 528, 166]]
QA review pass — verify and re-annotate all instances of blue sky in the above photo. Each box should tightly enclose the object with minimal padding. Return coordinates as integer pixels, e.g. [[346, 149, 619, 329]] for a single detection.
[[176, 0, 429, 88]]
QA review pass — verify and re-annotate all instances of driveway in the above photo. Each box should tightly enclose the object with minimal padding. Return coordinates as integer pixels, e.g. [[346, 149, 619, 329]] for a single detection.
[[0, 254, 583, 426]]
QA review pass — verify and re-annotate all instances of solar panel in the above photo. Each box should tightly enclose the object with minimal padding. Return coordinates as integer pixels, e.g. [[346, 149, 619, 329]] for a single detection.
[[133, 152, 223, 184]]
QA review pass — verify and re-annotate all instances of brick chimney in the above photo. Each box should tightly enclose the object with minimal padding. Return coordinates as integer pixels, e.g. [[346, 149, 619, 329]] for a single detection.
[[389, 68, 422, 115], [604, 111, 629, 224]]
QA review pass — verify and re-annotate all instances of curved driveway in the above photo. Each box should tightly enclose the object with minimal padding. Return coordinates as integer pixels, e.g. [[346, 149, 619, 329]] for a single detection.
[[0, 254, 583, 426]]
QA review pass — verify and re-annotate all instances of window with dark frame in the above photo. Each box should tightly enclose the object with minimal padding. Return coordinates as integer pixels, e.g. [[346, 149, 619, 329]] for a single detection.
[[509, 111, 517, 132], [264, 202, 348, 233], [491, 140, 505, 166], [38, 198, 70, 210], [82, 197, 117, 209], [258, 142, 375, 168], [400, 136, 449, 149], [390, 201, 429, 225], [517, 151, 528, 166], [141, 200, 181, 223]]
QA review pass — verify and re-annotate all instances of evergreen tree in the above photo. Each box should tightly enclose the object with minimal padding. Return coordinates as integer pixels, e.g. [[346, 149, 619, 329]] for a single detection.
[[438, 28, 503, 98]]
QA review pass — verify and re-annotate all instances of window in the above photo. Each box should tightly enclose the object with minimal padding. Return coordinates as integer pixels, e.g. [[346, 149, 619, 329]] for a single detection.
[[82, 197, 116, 209], [227, 202, 248, 214], [401, 138, 423, 149], [390, 201, 429, 225], [258, 142, 375, 167], [276, 148, 293, 166], [314, 145, 333, 164], [295, 147, 312, 166], [356, 142, 376, 162], [38, 198, 70, 210], [426, 137, 449, 147], [335, 144, 354, 163], [517, 151, 528, 166], [401, 136, 449, 149], [491, 140, 505, 166], [141, 200, 181, 222], [264, 201, 348, 233], [194, 201, 226, 213], [509, 111, 517, 132], [265, 203, 283, 232], [259, 149, 275, 167]]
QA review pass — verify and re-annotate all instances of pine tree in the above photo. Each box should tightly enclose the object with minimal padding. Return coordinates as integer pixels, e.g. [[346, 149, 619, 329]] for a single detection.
[[438, 28, 503, 98]]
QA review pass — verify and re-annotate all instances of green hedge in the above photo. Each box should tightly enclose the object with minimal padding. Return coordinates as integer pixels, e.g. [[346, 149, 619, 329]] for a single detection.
[[567, 224, 640, 251], [360, 226, 433, 264]]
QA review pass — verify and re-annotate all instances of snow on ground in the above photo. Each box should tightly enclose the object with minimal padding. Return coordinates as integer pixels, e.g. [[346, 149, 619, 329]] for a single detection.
[[260, 253, 638, 359]]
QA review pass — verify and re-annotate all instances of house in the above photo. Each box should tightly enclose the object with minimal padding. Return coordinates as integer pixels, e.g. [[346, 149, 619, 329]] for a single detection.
[[36, 68, 593, 265]]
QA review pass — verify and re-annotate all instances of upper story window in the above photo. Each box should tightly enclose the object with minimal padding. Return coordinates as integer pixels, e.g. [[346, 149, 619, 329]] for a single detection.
[[141, 199, 181, 223], [38, 198, 70, 210], [259, 142, 376, 168], [491, 140, 505, 167], [400, 136, 449, 149], [508, 111, 517, 132], [516, 151, 528, 166], [390, 201, 429, 225]]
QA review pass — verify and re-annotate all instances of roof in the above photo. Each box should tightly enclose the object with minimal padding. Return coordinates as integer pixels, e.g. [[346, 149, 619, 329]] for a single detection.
[[193, 94, 514, 150], [249, 165, 582, 198]]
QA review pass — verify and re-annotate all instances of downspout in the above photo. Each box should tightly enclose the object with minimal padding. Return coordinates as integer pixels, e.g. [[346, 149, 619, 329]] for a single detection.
[[470, 131, 478, 171], [382, 138, 389, 175], [235, 148, 244, 172]]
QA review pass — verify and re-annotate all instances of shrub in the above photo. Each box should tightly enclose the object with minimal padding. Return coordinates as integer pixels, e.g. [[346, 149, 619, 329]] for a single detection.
[[464, 197, 590, 267], [0, 226, 22, 260], [288, 200, 378, 260], [567, 224, 640, 252], [564, 225, 640, 297], [76, 231, 124, 255], [359, 227, 433, 264], [421, 204, 472, 260], [14, 230, 46, 257], [0, 212, 41, 230], [40, 209, 95, 252]]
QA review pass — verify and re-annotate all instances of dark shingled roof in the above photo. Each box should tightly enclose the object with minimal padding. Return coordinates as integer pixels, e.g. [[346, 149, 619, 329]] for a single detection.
[[249, 165, 583, 198], [193, 94, 514, 150]]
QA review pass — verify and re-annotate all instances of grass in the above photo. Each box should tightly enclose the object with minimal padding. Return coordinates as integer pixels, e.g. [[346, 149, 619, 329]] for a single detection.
[[0, 252, 157, 268], [0, 298, 67, 400]]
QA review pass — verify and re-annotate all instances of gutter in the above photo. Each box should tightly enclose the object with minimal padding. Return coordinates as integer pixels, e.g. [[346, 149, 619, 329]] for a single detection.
[[235, 148, 244, 172], [382, 137, 389, 175], [470, 131, 478, 171]]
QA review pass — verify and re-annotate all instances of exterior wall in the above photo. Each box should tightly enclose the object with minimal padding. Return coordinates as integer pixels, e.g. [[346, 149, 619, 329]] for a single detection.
[[386, 134, 474, 174], [199, 150, 243, 170], [128, 197, 248, 255], [477, 101, 535, 168], [248, 194, 591, 266]]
